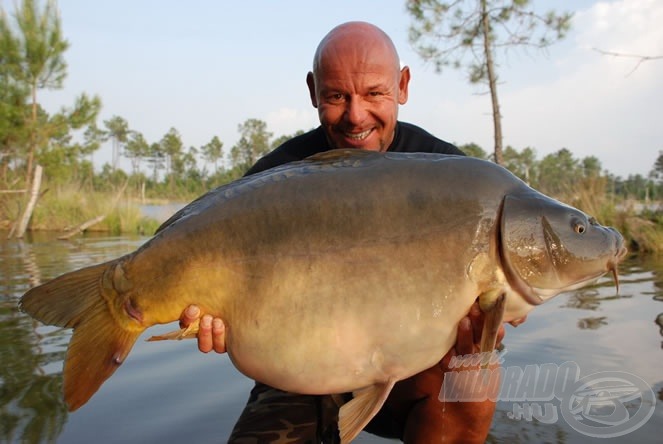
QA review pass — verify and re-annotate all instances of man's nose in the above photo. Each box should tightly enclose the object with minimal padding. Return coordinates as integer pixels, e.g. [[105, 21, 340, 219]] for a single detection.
[[344, 96, 367, 125]]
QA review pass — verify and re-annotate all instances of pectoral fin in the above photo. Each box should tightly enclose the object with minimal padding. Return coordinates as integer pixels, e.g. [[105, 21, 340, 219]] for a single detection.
[[338, 381, 395, 443], [478, 290, 506, 367], [147, 319, 200, 341]]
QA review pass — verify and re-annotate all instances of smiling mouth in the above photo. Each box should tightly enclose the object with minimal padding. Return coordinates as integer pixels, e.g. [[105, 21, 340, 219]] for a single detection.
[[344, 129, 372, 141]]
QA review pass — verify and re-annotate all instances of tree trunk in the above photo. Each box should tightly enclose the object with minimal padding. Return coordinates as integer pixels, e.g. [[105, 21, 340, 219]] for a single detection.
[[25, 83, 38, 186], [13, 164, 43, 238], [481, 0, 504, 165]]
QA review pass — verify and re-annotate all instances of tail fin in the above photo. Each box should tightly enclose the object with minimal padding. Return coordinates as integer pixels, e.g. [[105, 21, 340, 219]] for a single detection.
[[19, 261, 142, 411]]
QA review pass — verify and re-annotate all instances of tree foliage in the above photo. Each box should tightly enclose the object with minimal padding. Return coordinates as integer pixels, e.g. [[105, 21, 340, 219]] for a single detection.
[[124, 131, 149, 175], [271, 129, 306, 150], [12, 0, 69, 182], [503, 145, 536, 184], [653, 150, 663, 183], [406, 0, 572, 164], [458, 142, 488, 159], [230, 118, 272, 174], [0, 0, 101, 189], [201, 135, 223, 173], [103, 115, 129, 170]]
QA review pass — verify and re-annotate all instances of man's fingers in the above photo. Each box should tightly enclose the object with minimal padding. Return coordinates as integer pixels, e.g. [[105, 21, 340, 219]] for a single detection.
[[197, 314, 214, 353], [212, 318, 227, 354], [509, 315, 528, 327], [496, 324, 506, 348], [455, 317, 475, 356], [179, 304, 201, 328], [468, 300, 509, 350], [467, 302, 484, 344]]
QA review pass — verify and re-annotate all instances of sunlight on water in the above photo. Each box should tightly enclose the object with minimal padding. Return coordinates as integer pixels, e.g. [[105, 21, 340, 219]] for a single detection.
[[1, 233, 661, 443]]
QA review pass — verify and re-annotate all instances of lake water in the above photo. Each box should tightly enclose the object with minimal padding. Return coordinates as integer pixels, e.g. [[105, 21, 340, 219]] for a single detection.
[[1, 232, 661, 443]]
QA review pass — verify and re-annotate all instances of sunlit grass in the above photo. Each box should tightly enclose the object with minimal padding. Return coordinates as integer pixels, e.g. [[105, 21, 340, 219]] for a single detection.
[[26, 185, 160, 235]]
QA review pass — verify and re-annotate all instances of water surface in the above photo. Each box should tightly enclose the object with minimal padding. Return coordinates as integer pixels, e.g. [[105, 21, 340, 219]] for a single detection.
[[1, 233, 661, 443]]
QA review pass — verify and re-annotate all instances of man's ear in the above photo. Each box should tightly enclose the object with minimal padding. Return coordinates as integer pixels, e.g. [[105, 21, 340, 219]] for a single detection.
[[306, 72, 318, 108], [398, 66, 411, 105]]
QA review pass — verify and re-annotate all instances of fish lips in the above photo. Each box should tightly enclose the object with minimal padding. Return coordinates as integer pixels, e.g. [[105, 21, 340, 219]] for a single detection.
[[499, 192, 626, 305]]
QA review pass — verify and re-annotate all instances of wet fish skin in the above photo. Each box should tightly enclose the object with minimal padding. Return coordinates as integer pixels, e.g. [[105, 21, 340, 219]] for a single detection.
[[19, 149, 626, 442]]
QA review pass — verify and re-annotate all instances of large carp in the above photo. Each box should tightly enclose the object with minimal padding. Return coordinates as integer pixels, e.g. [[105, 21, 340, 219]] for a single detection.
[[20, 149, 626, 442]]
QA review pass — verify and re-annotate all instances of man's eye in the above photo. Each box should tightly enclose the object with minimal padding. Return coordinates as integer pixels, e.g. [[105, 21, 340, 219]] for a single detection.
[[328, 93, 344, 102]]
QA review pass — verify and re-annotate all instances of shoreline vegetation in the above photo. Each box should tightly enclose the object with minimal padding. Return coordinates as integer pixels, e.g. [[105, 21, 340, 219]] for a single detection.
[[2, 183, 662, 255], [1, 186, 166, 237]]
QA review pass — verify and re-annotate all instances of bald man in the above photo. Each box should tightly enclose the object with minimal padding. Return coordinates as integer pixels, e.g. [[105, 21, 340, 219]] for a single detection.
[[181, 22, 505, 443]]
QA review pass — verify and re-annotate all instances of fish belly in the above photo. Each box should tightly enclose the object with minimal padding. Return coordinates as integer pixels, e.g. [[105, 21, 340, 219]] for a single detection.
[[221, 240, 481, 394]]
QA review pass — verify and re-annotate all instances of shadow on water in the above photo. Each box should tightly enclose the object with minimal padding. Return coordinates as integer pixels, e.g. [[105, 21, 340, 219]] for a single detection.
[[1, 233, 662, 443]]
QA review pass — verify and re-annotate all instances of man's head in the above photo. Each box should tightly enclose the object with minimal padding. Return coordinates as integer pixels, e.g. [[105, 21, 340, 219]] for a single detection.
[[307, 21, 410, 151]]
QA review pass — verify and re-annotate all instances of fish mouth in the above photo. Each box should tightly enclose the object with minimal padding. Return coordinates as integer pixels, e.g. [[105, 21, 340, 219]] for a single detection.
[[530, 230, 627, 303], [503, 236, 627, 306]]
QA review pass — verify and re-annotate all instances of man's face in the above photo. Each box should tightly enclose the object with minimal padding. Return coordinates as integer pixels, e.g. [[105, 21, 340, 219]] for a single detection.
[[307, 41, 410, 151]]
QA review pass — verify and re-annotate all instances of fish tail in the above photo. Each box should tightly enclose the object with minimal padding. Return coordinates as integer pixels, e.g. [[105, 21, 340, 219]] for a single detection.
[[19, 260, 142, 411]]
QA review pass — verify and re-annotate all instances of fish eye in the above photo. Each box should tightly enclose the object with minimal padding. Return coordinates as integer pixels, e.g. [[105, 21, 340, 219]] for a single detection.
[[573, 219, 586, 234]]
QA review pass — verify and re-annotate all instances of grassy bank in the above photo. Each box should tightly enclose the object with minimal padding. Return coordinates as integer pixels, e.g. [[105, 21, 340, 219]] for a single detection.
[[2, 186, 162, 236], [617, 212, 663, 254]]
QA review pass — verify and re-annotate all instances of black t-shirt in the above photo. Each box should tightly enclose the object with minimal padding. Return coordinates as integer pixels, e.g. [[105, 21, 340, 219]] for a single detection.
[[245, 121, 464, 176]]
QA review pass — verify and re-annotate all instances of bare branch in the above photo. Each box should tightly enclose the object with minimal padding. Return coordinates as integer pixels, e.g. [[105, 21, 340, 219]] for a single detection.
[[592, 48, 663, 76]]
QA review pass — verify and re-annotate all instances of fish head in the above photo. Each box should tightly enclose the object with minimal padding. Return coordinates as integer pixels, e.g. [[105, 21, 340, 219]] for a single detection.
[[500, 191, 627, 306]]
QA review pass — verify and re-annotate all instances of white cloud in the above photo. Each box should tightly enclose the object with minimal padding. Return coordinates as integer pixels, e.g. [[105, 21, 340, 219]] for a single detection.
[[576, 0, 663, 56]]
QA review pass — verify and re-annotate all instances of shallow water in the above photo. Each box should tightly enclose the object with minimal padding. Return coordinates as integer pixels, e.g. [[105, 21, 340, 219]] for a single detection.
[[1, 232, 661, 443]]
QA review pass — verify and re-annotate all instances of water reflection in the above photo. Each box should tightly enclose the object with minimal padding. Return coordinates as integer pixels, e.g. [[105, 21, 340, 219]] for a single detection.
[[0, 300, 67, 443], [1, 235, 662, 443], [562, 288, 628, 311], [0, 233, 145, 444], [632, 255, 663, 346], [576, 316, 608, 330]]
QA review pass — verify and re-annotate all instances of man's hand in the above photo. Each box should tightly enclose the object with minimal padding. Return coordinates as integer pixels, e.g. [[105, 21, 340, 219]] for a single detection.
[[179, 305, 226, 354]]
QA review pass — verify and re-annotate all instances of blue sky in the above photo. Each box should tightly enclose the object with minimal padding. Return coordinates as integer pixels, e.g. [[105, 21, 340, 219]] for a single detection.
[[21, 0, 663, 178]]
